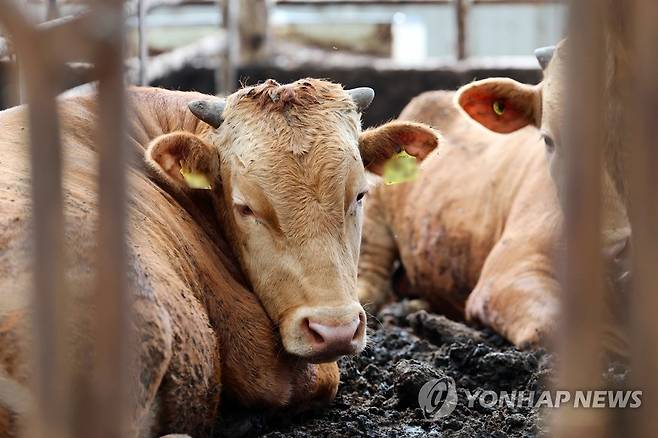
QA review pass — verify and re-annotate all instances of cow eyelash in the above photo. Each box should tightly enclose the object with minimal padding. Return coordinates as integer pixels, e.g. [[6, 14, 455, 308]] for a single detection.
[[235, 204, 254, 217], [541, 133, 556, 151]]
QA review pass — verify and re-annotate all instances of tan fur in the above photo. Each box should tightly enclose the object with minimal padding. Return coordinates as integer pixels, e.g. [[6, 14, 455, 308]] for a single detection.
[[359, 90, 563, 347], [454, 17, 632, 355], [0, 79, 435, 435], [0, 84, 371, 436]]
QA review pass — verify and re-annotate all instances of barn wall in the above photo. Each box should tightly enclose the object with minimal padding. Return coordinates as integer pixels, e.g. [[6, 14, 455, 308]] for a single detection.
[[151, 64, 542, 128]]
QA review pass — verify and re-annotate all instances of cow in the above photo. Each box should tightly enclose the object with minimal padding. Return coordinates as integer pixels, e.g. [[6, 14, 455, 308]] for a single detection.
[[455, 34, 631, 355], [0, 79, 439, 436], [357, 89, 563, 348]]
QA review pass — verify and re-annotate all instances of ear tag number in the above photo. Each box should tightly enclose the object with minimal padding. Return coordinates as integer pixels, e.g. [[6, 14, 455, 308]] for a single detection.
[[180, 162, 212, 190], [383, 150, 418, 186], [493, 100, 505, 116]]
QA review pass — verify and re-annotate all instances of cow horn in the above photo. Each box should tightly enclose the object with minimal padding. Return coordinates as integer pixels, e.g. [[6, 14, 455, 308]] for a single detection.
[[346, 87, 375, 112], [534, 46, 556, 70], [188, 99, 226, 129]]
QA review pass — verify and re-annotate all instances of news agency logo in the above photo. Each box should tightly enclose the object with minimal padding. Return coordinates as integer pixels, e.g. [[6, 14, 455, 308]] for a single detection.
[[417, 376, 458, 419], [418, 377, 643, 419]]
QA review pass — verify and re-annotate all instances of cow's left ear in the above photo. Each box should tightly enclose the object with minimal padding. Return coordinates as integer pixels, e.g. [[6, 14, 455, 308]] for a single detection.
[[359, 121, 440, 175], [145, 131, 219, 191], [456, 78, 542, 134]]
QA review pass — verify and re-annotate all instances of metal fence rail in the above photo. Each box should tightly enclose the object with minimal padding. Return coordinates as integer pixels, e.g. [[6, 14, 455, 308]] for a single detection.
[[1, 0, 561, 98], [0, 1, 130, 436], [0, 0, 656, 436]]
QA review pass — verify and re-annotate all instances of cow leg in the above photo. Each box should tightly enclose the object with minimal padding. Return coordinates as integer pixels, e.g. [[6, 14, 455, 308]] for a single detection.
[[141, 289, 221, 437], [358, 187, 398, 312], [128, 298, 177, 437], [465, 236, 560, 348]]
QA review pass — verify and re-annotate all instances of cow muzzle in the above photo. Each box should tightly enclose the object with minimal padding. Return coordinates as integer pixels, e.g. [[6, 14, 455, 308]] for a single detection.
[[281, 303, 367, 363]]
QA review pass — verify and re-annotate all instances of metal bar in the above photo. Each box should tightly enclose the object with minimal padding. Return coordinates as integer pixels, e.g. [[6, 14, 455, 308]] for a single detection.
[[274, 0, 555, 4], [0, 1, 73, 437], [138, 0, 148, 85], [1, 14, 96, 62], [455, 0, 467, 60], [218, 0, 238, 94], [87, 0, 132, 435], [46, 0, 60, 20], [135, 0, 556, 6], [627, 1, 658, 436], [552, 1, 608, 436]]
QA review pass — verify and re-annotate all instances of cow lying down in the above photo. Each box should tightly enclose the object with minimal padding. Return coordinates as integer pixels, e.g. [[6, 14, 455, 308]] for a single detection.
[[358, 90, 563, 348], [0, 79, 439, 436]]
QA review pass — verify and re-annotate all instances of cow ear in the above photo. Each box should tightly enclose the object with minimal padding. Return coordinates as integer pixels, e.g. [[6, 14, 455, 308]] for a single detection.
[[456, 78, 541, 134], [145, 132, 219, 191], [359, 121, 440, 175]]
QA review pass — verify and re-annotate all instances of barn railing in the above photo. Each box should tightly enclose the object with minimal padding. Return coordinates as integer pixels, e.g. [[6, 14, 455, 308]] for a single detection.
[[1, 0, 560, 101], [0, 0, 656, 437], [0, 1, 131, 436], [555, 1, 658, 437]]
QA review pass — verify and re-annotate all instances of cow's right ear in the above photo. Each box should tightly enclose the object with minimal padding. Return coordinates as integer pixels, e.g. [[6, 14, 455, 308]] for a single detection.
[[456, 78, 541, 134], [145, 132, 219, 191], [359, 121, 440, 175]]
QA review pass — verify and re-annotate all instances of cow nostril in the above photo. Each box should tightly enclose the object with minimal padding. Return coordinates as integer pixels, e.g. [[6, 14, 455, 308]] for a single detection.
[[304, 318, 325, 344], [353, 312, 366, 341]]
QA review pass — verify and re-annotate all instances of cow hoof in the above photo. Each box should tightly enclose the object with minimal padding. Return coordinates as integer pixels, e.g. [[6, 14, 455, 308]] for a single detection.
[[508, 321, 553, 350]]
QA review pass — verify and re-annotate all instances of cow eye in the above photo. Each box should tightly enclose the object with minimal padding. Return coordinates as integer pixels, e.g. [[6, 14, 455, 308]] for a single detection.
[[235, 204, 254, 217], [356, 191, 367, 204], [541, 133, 556, 153]]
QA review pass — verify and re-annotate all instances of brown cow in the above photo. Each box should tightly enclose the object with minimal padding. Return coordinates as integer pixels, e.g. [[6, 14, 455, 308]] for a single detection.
[[455, 36, 631, 355], [358, 90, 562, 348], [0, 80, 439, 436]]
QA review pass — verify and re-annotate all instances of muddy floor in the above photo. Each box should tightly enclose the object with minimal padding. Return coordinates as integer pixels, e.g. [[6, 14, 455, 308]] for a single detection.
[[216, 300, 627, 438]]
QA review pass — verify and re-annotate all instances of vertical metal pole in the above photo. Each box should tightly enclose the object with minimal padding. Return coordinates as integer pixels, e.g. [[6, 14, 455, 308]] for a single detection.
[[88, 0, 131, 436], [218, 0, 238, 95], [627, 1, 658, 437], [0, 14, 75, 438], [137, 0, 148, 86], [456, 0, 468, 60], [553, 1, 608, 436], [23, 38, 73, 438], [46, 0, 59, 20]]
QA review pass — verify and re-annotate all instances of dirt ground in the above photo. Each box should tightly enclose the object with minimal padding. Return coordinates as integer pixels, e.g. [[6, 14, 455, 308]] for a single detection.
[[215, 300, 627, 438]]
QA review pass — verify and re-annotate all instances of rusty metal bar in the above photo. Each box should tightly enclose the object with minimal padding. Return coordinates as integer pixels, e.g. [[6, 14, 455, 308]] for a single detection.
[[218, 0, 238, 94], [2, 1, 132, 436], [627, 1, 658, 437], [138, 0, 148, 85], [455, 0, 467, 60], [87, 0, 132, 436], [552, 1, 609, 436], [0, 14, 91, 59], [0, 1, 73, 437], [46, 0, 60, 20]]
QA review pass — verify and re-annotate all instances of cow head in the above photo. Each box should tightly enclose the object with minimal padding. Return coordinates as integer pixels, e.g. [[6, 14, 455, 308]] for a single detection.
[[456, 42, 629, 239], [455, 43, 566, 196], [145, 79, 439, 363]]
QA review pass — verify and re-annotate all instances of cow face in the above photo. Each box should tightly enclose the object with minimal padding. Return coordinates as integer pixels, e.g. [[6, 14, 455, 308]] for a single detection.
[[145, 79, 439, 363], [455, 42, 629, 246], [455, 44, 569, 201]]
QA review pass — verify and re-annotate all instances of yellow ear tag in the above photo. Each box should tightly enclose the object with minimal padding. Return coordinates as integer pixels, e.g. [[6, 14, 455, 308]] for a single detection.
[[493, 100, 505, 116], [179, 163, 212, 190], [383, 150, 418, 186]]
